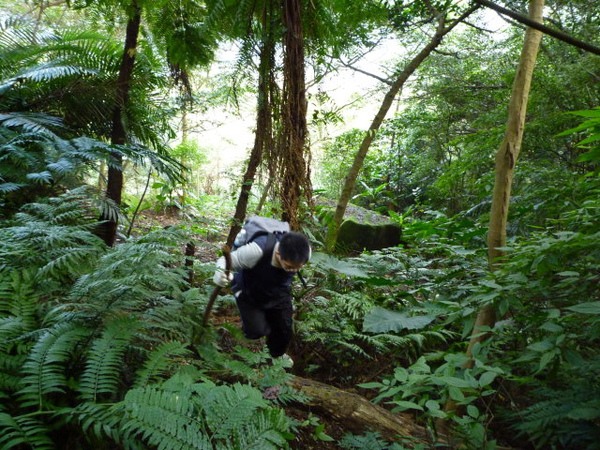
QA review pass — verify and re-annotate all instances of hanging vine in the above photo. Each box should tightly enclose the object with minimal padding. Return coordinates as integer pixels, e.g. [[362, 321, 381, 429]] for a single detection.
[[279, 0, 313, 230]]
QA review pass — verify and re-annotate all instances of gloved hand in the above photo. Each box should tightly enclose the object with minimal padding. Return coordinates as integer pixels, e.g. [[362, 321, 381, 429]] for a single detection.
[[213, 269, 232, 287], [213, 257, 232, 287]]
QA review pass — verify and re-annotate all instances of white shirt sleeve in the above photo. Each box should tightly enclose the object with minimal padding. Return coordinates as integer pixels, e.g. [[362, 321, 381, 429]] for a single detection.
[[229, 242, 264, 269]]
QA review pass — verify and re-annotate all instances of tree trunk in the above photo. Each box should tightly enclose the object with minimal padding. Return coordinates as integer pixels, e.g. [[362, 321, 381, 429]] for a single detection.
[[227, 2, 277, 247], [100, 1, 142, 247], [180, 110, 189, 207], [325, 5, 479, 251], [473, 0, 544, 351], [470, 0, 544, 361], [439, 0, 544, 434], [279, 0, 312, 230], [487, 0, 544, 269], [288, 376, 437, 445]]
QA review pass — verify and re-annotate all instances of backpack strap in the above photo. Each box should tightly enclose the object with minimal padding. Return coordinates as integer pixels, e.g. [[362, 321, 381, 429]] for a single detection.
[[262, 232, 278, 261]]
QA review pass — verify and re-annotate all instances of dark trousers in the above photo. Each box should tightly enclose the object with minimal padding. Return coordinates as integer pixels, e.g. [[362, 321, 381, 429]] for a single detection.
[[235, 291, 293, 358]]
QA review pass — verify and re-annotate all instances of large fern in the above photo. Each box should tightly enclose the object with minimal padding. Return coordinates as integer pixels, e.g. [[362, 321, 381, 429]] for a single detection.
[[133, 341, 192, 388], [0, 270, 46, 397], [0, 413, 54, 450], [0, 189, 108, 279], [511, 357, 600, 449], [17, 321, 88, 409], [78, 317, 138, 402], [0, 188, 297, 448], [116, 379, 291, 450]]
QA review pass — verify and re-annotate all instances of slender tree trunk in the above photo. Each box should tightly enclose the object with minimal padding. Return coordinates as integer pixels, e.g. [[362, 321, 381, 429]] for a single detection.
[[279, 0, 311, 230], [471, 0, 544, 354], [180, 110, 189, 207], [325, 5, 478, 251], [439, 0, 544, 435], [98, 160, 106, 191], [487, 2, 544, 268], [100, 1, 142, 247], [470, 0, 544, 356], [256, 177, 272, 213], [226, 2, 277, 246]]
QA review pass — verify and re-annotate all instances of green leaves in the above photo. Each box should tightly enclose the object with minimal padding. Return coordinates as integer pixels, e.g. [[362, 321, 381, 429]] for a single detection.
[[0, 413, 54, 450], [79, 318, 138, 402], [566, 301, 600, 315], [17, 322, 88, 409], [311, 252, 370, 278], [557, 107, 600, 172], [363, 306, 435, 332], [116, 381, 291, 450]]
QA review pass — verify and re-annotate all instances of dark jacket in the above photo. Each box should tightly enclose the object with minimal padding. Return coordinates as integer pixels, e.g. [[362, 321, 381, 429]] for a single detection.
[[232, 235, 293, 303]]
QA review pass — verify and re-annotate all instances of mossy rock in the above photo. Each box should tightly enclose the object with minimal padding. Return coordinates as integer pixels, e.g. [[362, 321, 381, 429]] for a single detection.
[[337, 217, 402, 253]]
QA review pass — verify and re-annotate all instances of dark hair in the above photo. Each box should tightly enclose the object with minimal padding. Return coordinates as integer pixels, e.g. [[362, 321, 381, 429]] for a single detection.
[[279, 232, 311, 263]]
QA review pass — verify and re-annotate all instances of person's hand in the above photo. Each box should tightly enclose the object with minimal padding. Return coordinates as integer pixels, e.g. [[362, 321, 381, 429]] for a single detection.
[[213, 268, 232, 287]]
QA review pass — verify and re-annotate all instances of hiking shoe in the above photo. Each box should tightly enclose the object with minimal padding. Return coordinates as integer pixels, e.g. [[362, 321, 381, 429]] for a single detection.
[[280, 353, 294, 368]]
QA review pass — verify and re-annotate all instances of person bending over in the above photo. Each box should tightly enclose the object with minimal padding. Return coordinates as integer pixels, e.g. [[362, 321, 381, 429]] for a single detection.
[[213, 231, 311, 361]]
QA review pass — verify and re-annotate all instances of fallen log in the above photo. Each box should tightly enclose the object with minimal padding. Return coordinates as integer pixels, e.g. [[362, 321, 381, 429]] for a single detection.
[[288, 375, 436, 446]]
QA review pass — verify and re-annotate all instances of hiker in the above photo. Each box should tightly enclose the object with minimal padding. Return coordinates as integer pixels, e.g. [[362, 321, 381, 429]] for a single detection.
[[213, 224, 311, 363]]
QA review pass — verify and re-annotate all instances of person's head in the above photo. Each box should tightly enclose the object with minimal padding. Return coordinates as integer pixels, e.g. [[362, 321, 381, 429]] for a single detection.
[[276, 232, 311, 272]]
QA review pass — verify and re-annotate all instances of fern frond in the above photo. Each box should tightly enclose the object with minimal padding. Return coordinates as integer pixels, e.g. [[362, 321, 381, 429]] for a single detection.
[[78, 318, 137, 402], [139, 296, 197, 342], [133, 341, 191, 388], [66, 232, 189, 322], [332, 338, 372, 359], [25, 170, 52, 184], [0, 182, 24, 192], [17, 322, 88, 409], [62, 401, 123, 444], [0, 350, 26, 394], [199, 382, 270, 439], [231, 408, 290, 450], [0, 269, 39, 325], [0, 191, 107, 278], [13, 61, 98, 83], [118, 385, 212, 450], [46, 157, 74, 174], [39, 244, 105, 280], [0, 112, 63, 137], [0, 412, 54, 450]]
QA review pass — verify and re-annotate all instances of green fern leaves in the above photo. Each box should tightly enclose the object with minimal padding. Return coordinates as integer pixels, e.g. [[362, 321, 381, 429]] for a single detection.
[[119, 385, 212, 450], [117, 382, 290, 450], [0, 413, 54, 450], [17, 322, 87, 409], [0, 196, 294, 449], [79, 318, 138, 402]]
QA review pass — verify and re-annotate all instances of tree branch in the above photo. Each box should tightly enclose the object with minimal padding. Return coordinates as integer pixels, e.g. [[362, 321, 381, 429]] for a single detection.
[[472, 0, 600, 56], [334, 59, 392, 85]]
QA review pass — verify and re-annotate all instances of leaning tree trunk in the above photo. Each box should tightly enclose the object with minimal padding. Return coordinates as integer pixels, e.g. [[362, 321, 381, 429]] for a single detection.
[[468, 0, 544, 367], [288, 376, 439, 444], [439, 0, 544, 434], [279, 0, 312, 230], [227, 2, 277, 246], [325, 5, 479, 252], [100, 1, 141, 247]]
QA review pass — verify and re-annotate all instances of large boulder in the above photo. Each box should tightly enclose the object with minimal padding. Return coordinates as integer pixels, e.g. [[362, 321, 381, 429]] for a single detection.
[[337, 217, 402, 253]]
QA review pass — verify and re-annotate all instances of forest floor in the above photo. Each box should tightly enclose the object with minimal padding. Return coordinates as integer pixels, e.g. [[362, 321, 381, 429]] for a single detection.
[[130, 208, 423, 449]]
